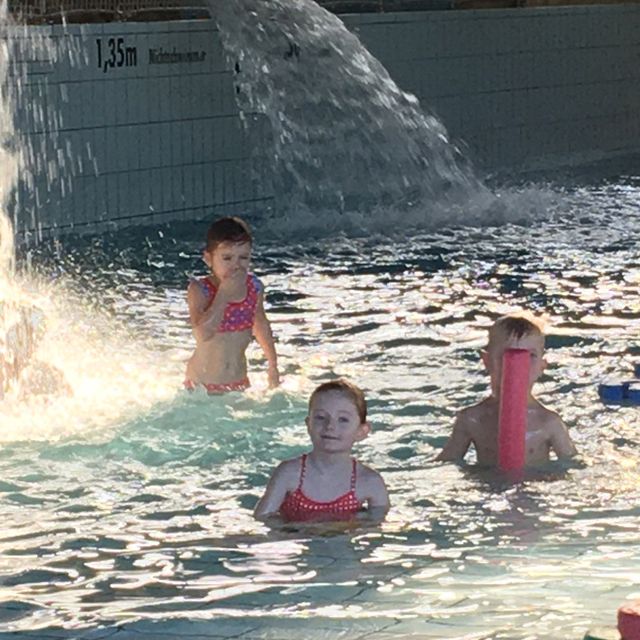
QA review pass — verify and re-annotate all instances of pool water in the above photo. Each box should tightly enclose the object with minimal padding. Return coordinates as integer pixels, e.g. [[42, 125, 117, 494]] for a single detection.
[[1, 166, 639, 639]]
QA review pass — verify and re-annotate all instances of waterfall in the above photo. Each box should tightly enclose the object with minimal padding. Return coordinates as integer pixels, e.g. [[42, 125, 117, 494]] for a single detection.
[[213, 0, 485, 226]]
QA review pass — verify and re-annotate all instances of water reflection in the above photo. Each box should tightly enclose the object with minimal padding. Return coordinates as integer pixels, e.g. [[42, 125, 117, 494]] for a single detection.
[[1, 174, 640, 636]]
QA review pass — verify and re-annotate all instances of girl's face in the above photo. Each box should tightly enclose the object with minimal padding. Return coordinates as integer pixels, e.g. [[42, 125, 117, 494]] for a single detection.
[[204, 241, 251, 281], [306, 390, 369, 454], [482, 332, 546, 398]]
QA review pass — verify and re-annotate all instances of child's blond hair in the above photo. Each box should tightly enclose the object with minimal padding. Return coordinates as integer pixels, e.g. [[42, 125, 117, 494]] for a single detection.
[[487, 313, 545, 351]]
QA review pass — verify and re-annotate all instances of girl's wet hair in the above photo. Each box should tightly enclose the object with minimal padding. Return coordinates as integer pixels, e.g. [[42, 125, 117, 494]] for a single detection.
[[309, 378, 367, 423], [206, 216, 252, 250], [487, 314, 545, 350]]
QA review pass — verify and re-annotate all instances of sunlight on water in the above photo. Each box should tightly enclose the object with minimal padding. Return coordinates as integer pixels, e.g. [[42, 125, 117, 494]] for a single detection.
[[1, 1, 640, 638], [3, 189, 640, 635]]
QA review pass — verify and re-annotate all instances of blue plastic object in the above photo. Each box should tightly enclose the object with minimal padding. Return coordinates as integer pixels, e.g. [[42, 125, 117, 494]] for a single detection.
[[598, 382, 629, 403], [599, 380, 640, 405], [627, 383, 640, 403], [635, 363, 640, 379]]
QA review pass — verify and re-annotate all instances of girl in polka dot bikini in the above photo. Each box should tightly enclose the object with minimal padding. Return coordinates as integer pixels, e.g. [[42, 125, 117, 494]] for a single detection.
[[185, 216, 279, 394], [255, 379, 390, 523]]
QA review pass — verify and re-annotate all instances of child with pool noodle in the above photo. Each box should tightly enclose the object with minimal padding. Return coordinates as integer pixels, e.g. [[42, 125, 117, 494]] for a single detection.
[[436, 314, 577, 468]]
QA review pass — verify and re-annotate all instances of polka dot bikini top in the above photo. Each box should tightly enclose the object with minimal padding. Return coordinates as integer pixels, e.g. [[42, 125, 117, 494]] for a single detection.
[[279, 454, 363, 522], [199, 273, 261, 332]]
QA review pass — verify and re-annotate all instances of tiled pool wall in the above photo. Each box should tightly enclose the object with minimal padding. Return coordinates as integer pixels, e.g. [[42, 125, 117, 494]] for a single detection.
[[345, 5, 640, 171], [7, 19, 275, 239], [5, 4, 640, 237]]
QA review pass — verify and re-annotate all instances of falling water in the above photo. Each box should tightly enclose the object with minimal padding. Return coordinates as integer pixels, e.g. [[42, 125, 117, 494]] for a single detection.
[[0, 1, 18, 276], [212, 0, 559, 234], [213, 0, 491, 223], [0, 1, 24, 405]]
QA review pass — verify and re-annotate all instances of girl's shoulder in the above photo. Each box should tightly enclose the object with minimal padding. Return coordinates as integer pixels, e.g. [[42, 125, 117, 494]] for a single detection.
[[354, 460, 389, 507], [248, 272, 264, 294], [271, 455, 305, 488], [188, 276, 216, 297], [355, 460, 385, 486], [278, 454, 305, 472]]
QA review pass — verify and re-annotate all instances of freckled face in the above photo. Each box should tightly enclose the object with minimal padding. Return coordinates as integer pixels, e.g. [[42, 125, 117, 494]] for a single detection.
[[306, 391, 369, 453], [204, 241, 251, 281], [484, 332, 546, 397]]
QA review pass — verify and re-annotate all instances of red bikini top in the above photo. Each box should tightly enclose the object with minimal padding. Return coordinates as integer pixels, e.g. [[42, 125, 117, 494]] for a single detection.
[[198, 273, 262, 333], [279, 454, 363, 522]]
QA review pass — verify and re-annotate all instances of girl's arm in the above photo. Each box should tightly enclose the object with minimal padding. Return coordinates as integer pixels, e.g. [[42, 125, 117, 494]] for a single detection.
[[254, 460, 296, 520], [187, 280, 228, 343], [356, 466, 390, 523], [252, 290, 280, 387]]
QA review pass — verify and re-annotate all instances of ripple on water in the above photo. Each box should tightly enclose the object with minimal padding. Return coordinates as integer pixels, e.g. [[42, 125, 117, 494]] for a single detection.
[[1, 173, 640, 637]]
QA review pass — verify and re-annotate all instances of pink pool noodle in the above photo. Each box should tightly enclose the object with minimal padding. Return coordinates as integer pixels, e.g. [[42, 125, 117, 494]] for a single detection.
[[619, 601, 640, 639], [498, 348, 530, 472]]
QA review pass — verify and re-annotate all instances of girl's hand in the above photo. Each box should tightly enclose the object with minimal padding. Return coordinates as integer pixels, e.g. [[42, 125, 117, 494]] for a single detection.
[[217, 271, 246, 301], [268, 363, 280, 388]]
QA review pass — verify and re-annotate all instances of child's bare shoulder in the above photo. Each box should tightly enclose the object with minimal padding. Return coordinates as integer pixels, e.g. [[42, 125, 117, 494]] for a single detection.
[[357, 461, 383, 480], [187, 278, 204, 302], [270, 456, 304, 486], [187, 278, 206, 296], [534, 401, 565, 429], [458, 398, 494, 427], [356, 461, 386, 491], [275, 456, 302, 473]]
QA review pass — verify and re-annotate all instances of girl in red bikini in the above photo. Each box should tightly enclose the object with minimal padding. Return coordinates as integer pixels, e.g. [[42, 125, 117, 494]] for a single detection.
[[184, 216, 279, 394], [254, 379, 390, 523]]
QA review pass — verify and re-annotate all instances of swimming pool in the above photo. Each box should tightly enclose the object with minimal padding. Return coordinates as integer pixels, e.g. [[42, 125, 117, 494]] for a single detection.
[[1, 163, 640, 639]]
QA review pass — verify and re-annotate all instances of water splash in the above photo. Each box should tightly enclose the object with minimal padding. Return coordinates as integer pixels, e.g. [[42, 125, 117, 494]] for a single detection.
[[214, 0, 481, 220], [0, 11, 179, 440], [0, 0, 18, 275], [213, 0, 558, 235]]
